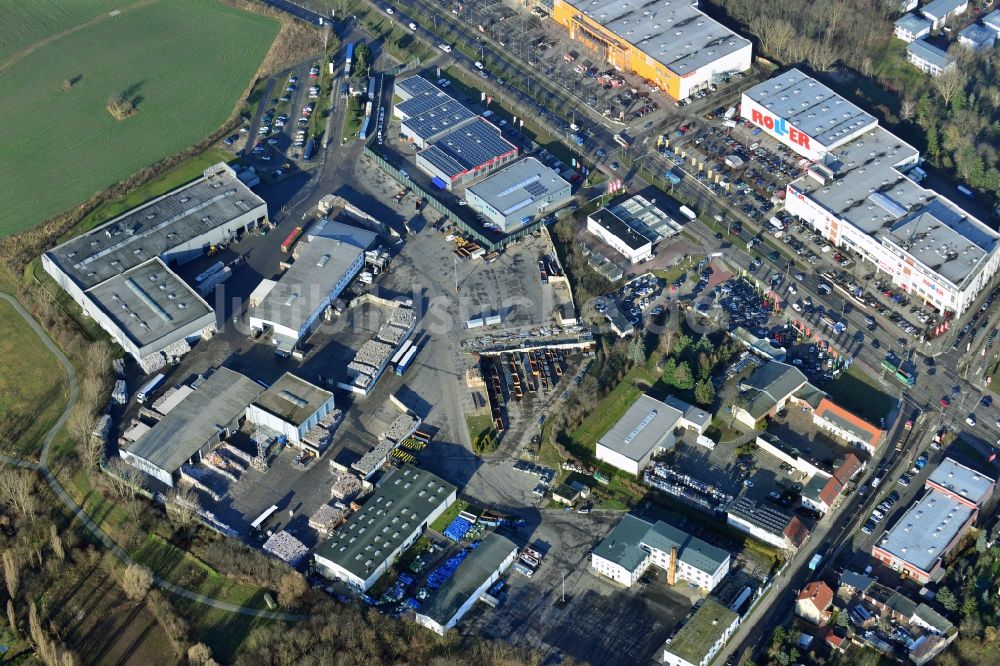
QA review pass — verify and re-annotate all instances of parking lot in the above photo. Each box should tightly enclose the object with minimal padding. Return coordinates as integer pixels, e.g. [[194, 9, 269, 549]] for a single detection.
[[460, 509, 694, 665], [242, 59, 327, 172]]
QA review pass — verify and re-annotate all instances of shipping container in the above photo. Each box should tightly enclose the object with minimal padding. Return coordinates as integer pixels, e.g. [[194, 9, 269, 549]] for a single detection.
[[280, 227, 304, 252]]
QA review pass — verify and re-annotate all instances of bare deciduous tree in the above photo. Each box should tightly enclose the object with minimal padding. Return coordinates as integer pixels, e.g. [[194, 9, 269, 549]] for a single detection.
[[187, 643, 214, 666], [6, 599, 15, 634], [0, 470, 36, 523], [276, 571, 308, 608], [2, 550, 17, 599], [900, 97, 917, 121], [121, 563, 153, 601], [50, 525, 64, 563], [933, 67, 968, 107], [165, 486, 200, 530], [104, 458, 143, 501]]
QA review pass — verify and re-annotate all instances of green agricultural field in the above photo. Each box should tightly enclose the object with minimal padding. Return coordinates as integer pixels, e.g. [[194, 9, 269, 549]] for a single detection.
[[0, 0, 135, 64], [0, 0, 278, 236]]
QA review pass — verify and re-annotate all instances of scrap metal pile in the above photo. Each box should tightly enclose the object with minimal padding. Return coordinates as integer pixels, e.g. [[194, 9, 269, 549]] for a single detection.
[[262, 530, 309, 566]]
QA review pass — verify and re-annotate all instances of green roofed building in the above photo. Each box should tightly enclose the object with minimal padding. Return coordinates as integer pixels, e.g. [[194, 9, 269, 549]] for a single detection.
[[314, 464, 457, 591], [413, 533, 518, 634], [663, 598, 740, 666], [591, 514, 730, 591]]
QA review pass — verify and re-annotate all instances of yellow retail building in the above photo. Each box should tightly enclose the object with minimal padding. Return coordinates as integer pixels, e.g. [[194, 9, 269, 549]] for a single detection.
[[551, 0, 751, 100]]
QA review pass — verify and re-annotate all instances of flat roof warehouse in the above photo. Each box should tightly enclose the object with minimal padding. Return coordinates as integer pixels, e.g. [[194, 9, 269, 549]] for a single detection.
[[41, 164, 268, 365], [45, 166, 265, 291], [573, 0, 751, 76]]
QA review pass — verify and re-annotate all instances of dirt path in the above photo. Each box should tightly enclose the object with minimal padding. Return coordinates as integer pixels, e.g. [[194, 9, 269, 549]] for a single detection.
[[0, 0, 160, 75]]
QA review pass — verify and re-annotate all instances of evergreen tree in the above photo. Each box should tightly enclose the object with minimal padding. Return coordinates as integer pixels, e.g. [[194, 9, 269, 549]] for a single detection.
[[694, 379, 715, 406]]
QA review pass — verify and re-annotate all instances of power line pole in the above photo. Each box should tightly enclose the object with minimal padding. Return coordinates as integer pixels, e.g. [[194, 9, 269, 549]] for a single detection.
[[561, 569, 567, 603]]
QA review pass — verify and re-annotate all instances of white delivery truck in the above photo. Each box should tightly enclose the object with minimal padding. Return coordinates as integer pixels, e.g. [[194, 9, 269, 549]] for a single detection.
[[679, 205, 697, 221]]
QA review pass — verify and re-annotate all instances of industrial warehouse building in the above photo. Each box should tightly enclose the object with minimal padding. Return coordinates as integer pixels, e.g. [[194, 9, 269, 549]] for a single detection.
[[742, 69, 1000, 316], [120, 367, 263, 487], [871, 488, 976, 583], [415, 119, 519, 189], [42, 163, 267, 370], [245, 373, 335, 447], [926, 457, 996, 508], [464, 157, 572, 232], [591, 514, 730, 591], [550, 0, 752, 100], [395, 77, 519, 187], [248, 221, 376, 353], [413, 533, 518, 635], [662, 598, 740, 666], [314, 465, 457, 591], [586, 194, 682, 263], [595, 394, 683, 475]]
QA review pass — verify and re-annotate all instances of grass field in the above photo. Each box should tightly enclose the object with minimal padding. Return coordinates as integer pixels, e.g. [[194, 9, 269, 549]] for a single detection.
[[0, 299, 68, 459], [0, 0, 134, 63], [0, 0, 278, 236], [823, 366, 895, 424]]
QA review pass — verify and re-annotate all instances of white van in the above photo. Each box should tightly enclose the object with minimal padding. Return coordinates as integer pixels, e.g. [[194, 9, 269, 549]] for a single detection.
[[439, 44, 452, 53]]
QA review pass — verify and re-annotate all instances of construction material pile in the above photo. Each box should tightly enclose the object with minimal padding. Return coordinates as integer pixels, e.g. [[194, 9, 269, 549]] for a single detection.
[[352, 439, 393, 478], [262, 531, 309, 567], [308, 503, 345, 534], [381, 413, 419, 444], [330, 470, 362, 501], [303, 408, 343, 453], [356, 339, 393, 369], [179, 465, 227, 500], [92, 415, 112, 443], [111, 380, 128, 405], [347, 360, 378, 379], [139, 339, 191, 374]]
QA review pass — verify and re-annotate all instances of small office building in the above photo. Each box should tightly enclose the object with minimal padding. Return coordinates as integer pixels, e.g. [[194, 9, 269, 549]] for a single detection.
[[586, 194, 682, 264], [464, 157, 572, 233], [591, 514, 730, 591], [595, 395, 682, 475]]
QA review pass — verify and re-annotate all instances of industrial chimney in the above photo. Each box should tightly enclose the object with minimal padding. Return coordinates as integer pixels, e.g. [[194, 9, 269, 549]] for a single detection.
[[667, 547, 677, 586]]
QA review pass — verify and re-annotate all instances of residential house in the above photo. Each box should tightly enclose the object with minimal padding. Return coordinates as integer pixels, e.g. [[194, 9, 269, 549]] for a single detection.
[[920, 0, 969, 29], [796, 581, 834, 625], [895, 12, 933, 41], [911, 602, 954, 635], [958, 22, 997, 49], [812, 398, 886, 453], [907, 38, 955, 75]]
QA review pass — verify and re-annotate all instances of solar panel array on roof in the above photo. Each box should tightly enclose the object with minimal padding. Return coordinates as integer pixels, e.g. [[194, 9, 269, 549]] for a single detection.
[[432, 118, 516, 167], [397, 92, 454, 120], [396, 75, 441, 100], [402, 100, 476, 143]]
